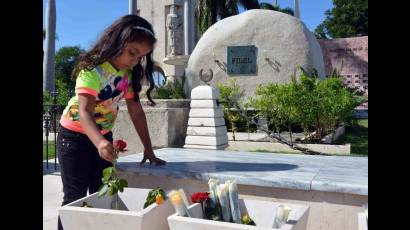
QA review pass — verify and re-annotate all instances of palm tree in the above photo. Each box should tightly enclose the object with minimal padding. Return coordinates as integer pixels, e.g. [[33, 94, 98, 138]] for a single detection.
[[43, 0, 56, 92], [259, 1, 294, 16], [195, 0, 295, 34], [195, 0, 260, 34]]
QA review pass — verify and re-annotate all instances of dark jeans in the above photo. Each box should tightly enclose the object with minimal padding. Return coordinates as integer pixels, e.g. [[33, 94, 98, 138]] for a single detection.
[[57, 126, 113, 230]]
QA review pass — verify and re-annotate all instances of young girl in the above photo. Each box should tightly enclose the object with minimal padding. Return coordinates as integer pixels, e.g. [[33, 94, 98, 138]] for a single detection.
[[57, 14, 166, 230]]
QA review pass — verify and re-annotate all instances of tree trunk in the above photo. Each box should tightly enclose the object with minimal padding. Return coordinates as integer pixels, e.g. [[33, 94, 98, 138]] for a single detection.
[[43, 0, 56, 92], [231, 120, 236, 141], [288, 125, 293, 144]]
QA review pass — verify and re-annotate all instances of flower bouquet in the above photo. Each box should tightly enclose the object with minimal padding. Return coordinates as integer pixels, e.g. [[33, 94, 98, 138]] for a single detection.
[[190, 179, 255, 225], [167, 178, 310, 230]]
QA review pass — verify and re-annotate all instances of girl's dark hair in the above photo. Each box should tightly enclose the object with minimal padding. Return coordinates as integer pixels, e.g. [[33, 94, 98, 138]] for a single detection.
[[72, 14, 157, 105]]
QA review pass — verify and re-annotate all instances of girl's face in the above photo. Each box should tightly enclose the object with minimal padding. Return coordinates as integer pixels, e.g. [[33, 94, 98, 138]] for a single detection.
[[110, 41, 152, 70]]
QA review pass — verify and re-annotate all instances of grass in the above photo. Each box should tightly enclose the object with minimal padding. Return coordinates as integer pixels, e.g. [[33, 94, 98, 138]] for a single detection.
[[335, 119, 368, 156], [43, 141, 56, 160]]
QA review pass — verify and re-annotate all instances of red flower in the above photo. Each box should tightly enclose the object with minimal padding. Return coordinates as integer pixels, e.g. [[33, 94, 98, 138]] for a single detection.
[[191, 192, 210, 203], [113, 140, 127, 151]]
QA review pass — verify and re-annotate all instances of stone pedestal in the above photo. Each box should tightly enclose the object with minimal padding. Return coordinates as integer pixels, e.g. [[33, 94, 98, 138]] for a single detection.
[[184, 85, 228, 150]]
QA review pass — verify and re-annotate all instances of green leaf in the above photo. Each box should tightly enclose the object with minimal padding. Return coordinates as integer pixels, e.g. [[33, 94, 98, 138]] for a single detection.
[[98, 184, 109, 198], [108, 186, 114, 196], [118, 179, 128, 189], [103, 167, 113, 181], [109, 183, 119, 196]]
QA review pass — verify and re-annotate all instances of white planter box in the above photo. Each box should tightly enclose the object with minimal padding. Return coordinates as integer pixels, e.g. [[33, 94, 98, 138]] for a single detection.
[[168, 198, 309, 230], [358, 212, 368, 230], [59, 188, 174, 230]]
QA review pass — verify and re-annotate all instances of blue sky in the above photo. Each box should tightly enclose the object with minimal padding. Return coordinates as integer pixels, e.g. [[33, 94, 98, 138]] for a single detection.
[[43, 0, 333, 51]]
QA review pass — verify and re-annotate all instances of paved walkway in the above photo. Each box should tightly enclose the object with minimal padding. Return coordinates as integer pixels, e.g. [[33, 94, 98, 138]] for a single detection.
[[43, 159, 61, 230]]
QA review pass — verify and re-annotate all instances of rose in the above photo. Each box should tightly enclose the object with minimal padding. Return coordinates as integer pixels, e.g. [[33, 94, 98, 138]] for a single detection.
[[191, 192, 210, 203], [113, 140, 127, 152], [191, 192, 221, 220]]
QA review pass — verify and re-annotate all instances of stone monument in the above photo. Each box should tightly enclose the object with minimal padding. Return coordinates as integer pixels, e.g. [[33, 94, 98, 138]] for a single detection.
[[184, 69, 229, 150], [185, 9, 326, 100]]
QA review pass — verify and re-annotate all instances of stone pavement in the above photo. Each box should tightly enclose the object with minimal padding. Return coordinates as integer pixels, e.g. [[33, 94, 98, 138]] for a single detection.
[[118, 148, 368, 195], [43, 159, 61, 230]]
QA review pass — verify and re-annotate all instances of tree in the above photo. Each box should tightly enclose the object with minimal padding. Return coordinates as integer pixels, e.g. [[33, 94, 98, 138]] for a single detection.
[[314, 0, 368, 39], [195, 0, 260, 34], [216, 79, 245, 141], [55, 46, 84, 89], [43, 0, 56, 91], [259, 2, 294, 15]]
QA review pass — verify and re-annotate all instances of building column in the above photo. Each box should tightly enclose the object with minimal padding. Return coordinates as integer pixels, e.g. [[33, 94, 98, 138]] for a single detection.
[[294, 0, 300, 19], [129, 0, 138, 15], [184, 0, 190, 55]]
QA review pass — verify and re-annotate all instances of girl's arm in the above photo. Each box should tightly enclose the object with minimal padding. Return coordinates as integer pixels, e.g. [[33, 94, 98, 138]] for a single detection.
[[78, 93, 116, 162], [125, 99, 166, 165]]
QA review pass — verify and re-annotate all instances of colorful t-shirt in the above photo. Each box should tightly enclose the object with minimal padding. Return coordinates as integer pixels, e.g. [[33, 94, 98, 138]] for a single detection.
[[60, 61, 135, 134]]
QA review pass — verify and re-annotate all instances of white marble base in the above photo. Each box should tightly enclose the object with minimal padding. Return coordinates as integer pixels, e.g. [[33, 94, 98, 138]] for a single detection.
[[191, 85, 220, 99], [189, 108, 224, 118], [185, 135, 228, 146], [183, 144, 229, 150], [187, 126, 227, 136], [357, 212, 368, 230], [58, 188, 174, 230], [190, 99, 220, 108], [167, 198, 309, 230], [188, 117, 226, 127]]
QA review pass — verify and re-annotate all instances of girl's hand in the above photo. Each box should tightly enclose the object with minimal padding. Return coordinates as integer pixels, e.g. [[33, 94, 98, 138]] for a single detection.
[[140, 149, 166, 166], [97, 139, 116, 162]]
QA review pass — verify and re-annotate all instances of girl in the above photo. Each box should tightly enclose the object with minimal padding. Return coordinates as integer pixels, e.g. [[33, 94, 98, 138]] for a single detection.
[[57, 14, 166, 230]]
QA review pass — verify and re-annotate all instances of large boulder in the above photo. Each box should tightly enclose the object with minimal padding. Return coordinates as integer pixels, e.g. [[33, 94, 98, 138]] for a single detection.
[[185, 9, 325, 99]]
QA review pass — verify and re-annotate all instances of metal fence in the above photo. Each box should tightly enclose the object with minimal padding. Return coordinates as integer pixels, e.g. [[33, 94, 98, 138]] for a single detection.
[[43, 90, 65, 171]]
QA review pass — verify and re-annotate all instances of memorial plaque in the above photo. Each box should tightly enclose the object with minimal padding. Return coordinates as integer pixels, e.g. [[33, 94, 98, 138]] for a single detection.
[[227, 46, 257, 75]]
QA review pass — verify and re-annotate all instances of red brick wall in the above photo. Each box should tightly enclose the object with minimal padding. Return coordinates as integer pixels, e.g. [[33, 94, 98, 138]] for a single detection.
[[319, 36, 368, 97]]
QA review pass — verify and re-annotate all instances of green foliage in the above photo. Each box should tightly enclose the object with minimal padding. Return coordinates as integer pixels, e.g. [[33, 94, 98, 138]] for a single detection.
[[258, 2, 294, 15], [143, 187, 167, 208], [152, 80, 186, 99], [335, 119, 368, 155], [241, 214, 256, 225], [43, 46, 83, 116], [98, 167, 128, 198], [250, 68, 364, 141], [195, 0, 260, 34], [55, 46, 84, 89], [216, 79, 247, 140], [314, 0, 368, 39], [43, 91, 52, 105]]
